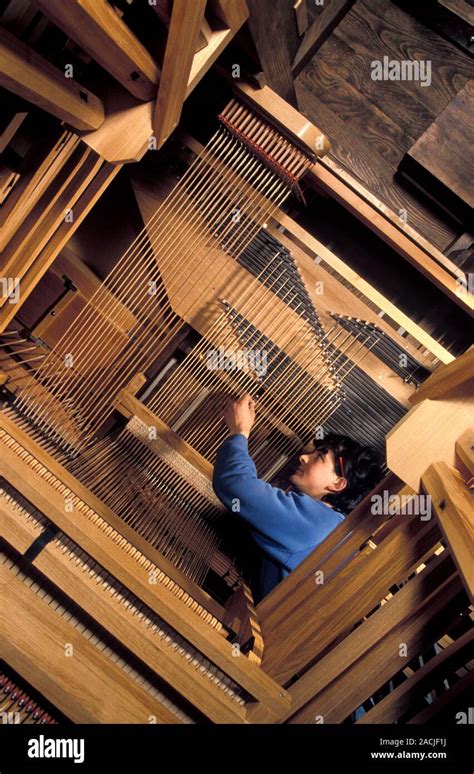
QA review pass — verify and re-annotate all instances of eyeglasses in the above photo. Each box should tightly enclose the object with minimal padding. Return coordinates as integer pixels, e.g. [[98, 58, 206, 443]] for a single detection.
[[338, 455, 345, 478]]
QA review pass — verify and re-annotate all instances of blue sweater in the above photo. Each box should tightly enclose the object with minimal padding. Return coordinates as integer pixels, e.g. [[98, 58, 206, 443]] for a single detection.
[[212, 433, 345, 601]]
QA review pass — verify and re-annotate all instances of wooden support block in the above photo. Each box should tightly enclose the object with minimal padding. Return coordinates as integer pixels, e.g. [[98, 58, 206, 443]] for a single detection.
[[409, 347, 474, 405], [400, 80, 474, 222], [421, 462, 474, 603], [33, 0, 161, 101], [386, 396, 474, 491], [0, 26, 104, 131], [153, 0, 207, 147]]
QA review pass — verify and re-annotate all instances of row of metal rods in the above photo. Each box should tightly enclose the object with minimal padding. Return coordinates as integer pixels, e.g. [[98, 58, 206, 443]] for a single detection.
[[14, 130, 302, 448]]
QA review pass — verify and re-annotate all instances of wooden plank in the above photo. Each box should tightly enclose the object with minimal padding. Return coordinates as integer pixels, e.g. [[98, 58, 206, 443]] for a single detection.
[[0, 110, 28, 153], [246, 0, 297, 105], [289, 570, 464, 723], [409, 668, 474, 723], [32, 535, 247, 722], [153, 0, 207, 147], [0, 408, 223, 618], [439, 0, 474, 25], [0, 563, 180, 723], [0, 146, 99, 285], [292, 0, 356, 76], [34, 0, 160, 101], [115, 390, 215, 482], [387, 396, 473, 491], [401, 81, 474, 219], [0, 26, 104, 131], [316, 155, 464, 281], [293, 0, 309, 37], [409, 347, 474, 404], [0, 496, 245, 723], [258, 474, 407, 625], [422, 462, 474, 603], [210, 0, 249, 31], [0, 130, 79, 252], [235, 81, 330, 157]]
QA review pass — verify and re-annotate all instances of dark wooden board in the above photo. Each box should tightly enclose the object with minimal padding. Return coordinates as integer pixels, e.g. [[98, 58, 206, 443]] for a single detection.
[[402, 80, 474, 219]]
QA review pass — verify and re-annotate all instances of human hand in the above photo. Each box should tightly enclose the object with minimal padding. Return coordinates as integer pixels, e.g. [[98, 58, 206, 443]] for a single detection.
[[224, 394, 256, 438]]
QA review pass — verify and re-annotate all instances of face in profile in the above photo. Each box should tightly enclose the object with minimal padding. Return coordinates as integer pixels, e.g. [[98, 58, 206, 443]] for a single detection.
[[289, 445, 346, 499]]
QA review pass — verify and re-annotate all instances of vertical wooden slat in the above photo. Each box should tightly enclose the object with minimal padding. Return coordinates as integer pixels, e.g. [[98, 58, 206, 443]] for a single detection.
[[153, 0, 207, 147]]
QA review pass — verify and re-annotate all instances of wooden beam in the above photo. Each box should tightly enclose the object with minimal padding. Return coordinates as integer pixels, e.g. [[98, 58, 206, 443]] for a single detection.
[[409, 347, 474, 405], [246, 0, 298, 105], [422, 462, 474, 603], [307, 159, 472, 314], [292, 0, 356, 77], [210, 0, 249, 30], [1, 564, 179, 723], [456, 428, 474, 478], [293, 0, 309, 37], [0, 26, 104, 131], [33, 0, 160, 101], [0, 110, 28, 153], [153, 0, 207, 147], [386, 396, 473, 491], [0, 157, 122, 331]]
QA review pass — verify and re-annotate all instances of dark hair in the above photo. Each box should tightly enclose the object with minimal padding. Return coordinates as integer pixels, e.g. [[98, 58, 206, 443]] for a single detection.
[[313, 432, 384, 515]]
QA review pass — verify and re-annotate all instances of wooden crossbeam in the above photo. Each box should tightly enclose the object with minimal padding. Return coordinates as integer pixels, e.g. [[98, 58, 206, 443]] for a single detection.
[[409, 347, 474, 405], [292, 0, 356, 77], [386, 396, 473, 492], [153, 0, 207, 147], [0, 562, 179, 723], [0, 26, 104, 131], [33, 0, 160, 101]]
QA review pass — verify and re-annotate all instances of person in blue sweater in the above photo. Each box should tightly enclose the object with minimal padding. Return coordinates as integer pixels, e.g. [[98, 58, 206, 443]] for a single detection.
[[212, 394, 383, 602]]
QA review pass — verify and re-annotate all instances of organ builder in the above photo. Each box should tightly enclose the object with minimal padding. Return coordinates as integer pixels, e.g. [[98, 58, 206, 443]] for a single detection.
[[212, 394, 382, 601]]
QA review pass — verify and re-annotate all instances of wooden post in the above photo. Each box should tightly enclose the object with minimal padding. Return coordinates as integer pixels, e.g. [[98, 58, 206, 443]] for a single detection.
[[409, 347, 474, 405], [153, 0, 207, 147], [246, 0, 298, 105]]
